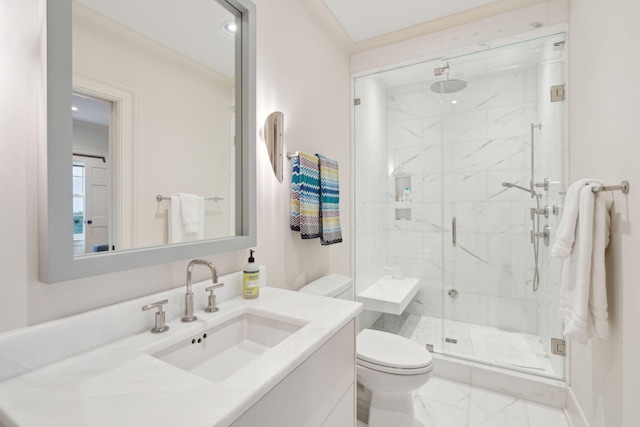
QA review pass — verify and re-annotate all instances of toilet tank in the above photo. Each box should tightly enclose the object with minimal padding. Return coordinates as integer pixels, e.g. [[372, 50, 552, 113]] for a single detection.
[[299, 274, 353, 300]]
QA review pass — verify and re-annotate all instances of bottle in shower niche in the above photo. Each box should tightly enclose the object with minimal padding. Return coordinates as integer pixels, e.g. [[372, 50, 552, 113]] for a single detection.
[[402, 187, 412, 202], [243, 249, 260, 299]]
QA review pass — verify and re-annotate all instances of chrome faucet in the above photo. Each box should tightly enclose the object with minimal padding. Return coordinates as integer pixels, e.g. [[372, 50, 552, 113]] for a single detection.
[[182, 259, 218, 322]]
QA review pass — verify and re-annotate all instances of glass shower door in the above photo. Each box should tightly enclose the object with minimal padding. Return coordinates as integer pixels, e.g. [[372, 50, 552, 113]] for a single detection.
[[439, 33, 567, 379]]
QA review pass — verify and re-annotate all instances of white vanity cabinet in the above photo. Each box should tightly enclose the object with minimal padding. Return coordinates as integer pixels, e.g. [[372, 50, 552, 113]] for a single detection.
[[231, 319, 356, 427], [0, 285, 361, 427]]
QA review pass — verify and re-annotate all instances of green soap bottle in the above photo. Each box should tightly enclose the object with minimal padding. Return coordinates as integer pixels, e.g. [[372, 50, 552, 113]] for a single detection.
[[243, 249, 259, 299]]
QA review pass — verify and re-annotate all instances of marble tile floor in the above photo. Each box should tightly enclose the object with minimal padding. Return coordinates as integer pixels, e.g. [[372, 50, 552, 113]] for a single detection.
[[357, 376, 569, 427], [370, 313, 556, 376]]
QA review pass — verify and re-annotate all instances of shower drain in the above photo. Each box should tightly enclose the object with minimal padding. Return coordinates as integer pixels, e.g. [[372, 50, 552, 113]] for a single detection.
[[444, 337, 458, 344]]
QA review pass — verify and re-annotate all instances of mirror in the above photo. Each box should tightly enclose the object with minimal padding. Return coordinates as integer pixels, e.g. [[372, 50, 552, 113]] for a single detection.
[[40, 0, 256, 283]]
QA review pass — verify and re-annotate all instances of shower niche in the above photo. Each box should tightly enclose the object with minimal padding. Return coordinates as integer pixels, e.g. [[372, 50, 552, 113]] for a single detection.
[[394, 176, 412, 221]]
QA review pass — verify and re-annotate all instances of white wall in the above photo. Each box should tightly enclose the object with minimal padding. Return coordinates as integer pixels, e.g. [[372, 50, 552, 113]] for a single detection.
[[0, 0, 33, 331], [0, 0, 350, 330], [72, 121, 108, 157], [254, 0, 352, 291], [567, 0, 640, 426]]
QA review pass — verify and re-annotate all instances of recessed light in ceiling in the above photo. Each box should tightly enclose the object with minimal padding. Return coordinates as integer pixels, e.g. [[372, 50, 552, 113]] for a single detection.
[[71, 106, 78, 112], [222, 21, 237, 35]]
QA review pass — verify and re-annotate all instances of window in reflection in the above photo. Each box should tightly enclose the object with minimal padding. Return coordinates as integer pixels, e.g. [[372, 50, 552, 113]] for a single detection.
[[72, 162, 85, 244]]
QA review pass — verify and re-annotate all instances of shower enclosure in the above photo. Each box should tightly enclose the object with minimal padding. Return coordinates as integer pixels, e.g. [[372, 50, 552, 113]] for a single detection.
[[353, 30, 567, 380]]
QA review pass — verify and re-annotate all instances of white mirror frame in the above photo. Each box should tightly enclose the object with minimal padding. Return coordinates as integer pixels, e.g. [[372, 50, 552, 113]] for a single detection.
[[40, 0, 256, 283]]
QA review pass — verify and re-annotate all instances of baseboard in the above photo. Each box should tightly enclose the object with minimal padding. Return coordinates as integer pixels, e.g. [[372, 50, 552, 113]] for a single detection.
[[432, 353, 567, 408], [565, 386, 590, 427]]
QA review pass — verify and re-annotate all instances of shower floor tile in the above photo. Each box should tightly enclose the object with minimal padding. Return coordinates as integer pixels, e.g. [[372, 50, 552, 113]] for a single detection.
[[370, 313, 556, 375]]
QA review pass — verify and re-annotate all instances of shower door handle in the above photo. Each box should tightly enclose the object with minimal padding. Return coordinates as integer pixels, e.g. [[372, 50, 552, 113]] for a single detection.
[[452, 216, 457, 247]]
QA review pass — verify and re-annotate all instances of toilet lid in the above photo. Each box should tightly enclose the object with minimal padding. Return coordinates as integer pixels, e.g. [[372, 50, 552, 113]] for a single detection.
[[357, 329, 432, 374]]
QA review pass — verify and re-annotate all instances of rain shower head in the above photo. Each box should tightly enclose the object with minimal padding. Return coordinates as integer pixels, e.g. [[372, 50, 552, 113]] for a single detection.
[[430, 78, 467, 94]]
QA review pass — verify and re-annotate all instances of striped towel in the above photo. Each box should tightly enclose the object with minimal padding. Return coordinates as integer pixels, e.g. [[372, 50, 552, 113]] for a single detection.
[[295, 152, 321, 239], [317, 154, 342, 245], [290, 155, 301, 231]]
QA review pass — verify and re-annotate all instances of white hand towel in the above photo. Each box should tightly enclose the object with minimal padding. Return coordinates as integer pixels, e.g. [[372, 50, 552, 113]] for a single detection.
[[178, 193, 205, 235], [557, 181, 612, 343], [169, 196, 184, 243], [168, 194, 205, 243], [551, 178, 593, 258]]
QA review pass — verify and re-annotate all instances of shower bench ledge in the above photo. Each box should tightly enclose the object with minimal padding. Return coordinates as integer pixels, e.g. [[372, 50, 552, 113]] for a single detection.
[[358, 275, 420, 315]]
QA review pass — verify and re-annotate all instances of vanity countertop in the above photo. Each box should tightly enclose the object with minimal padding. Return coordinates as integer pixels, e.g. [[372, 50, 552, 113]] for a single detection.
[[0, 288, 361, 427]]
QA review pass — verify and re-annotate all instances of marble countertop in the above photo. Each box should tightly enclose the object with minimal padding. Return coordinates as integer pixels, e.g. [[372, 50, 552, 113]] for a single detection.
[[0, 288, 361, 427]]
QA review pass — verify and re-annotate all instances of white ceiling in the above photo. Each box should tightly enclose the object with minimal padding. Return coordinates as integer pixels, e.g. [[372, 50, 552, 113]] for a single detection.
[[321, 0, 503, 42], [72, 93, 110, 127], [76, 0, 237, 78]]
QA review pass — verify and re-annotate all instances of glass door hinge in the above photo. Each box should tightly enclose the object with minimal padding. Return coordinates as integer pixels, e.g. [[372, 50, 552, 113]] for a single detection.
[[550, 85, 565, 102], [551, 338, 566, 356]]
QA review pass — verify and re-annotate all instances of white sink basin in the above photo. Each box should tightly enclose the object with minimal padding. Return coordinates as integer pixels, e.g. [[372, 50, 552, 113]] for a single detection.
[[152, 311, 305, 383]]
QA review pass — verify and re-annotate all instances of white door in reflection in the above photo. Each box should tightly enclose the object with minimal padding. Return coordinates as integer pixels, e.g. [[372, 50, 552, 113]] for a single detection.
[[83, 156, 110, 253], [73, 156, 112, 254], [72, 92, 113, 254]]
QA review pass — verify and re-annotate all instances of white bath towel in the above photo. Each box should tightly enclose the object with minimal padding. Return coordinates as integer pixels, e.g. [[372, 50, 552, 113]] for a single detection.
[[554, 181, 612, 343], [551, 178, 593, 258], [168, 194, 205, 243]]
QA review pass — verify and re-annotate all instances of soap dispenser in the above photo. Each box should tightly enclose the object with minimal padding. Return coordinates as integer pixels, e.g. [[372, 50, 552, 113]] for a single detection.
[[243, 249, 260, 299]]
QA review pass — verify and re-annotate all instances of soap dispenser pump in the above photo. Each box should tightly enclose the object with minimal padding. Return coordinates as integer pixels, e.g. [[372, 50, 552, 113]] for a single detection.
[[243, 250, 260, 299]]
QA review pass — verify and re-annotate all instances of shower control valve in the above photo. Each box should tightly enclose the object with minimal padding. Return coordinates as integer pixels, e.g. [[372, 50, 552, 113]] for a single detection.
[[532, 226, 551, 246], [534, 178, 550, 192], [530, 206, 549, 219]]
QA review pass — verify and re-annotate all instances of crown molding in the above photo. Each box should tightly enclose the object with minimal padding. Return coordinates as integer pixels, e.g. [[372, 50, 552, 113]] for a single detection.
[[352, 0, 546, 53], [302, 0, 354, 51], [304, 0, 548, 55]]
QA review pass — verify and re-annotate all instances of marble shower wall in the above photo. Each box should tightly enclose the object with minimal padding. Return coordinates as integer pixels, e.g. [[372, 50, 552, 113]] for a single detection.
[[386, 67, 549, 335], [354, 77, 388, 330]]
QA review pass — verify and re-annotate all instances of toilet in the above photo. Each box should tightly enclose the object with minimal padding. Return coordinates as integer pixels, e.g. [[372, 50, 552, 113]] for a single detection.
[[299, 274, 433, 427]]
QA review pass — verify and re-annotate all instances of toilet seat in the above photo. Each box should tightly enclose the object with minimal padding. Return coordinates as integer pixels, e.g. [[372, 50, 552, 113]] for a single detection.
[[357, 329, 433, 375]]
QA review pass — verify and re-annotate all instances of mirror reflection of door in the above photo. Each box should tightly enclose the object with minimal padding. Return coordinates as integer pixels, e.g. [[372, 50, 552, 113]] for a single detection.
[[72, 93, 114, 255]]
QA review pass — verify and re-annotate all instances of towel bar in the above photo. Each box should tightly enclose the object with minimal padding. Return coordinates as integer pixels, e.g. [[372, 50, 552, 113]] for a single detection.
[[591, 180, 629, 194], [156, 195, 224, 202]]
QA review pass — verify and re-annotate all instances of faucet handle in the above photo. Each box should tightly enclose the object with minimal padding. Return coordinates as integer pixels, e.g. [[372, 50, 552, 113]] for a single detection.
[[205, 283, 224, 313], [142, 299, 170, 333]]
